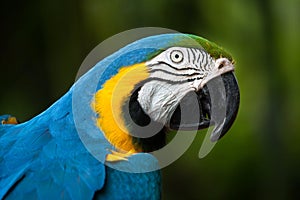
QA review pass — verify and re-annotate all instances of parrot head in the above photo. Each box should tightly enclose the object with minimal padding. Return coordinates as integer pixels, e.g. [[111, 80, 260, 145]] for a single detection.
[[0, 115, 18, 125], [92, 34, 240, 156]]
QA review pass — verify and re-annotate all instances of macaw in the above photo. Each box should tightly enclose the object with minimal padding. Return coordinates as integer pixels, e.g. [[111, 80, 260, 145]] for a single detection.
[[0, 115, 18, 125], [0, 33, 240, 199]]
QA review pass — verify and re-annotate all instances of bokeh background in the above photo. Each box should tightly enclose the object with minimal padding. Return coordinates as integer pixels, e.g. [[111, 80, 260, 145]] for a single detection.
[[1, 0, 300, 199]]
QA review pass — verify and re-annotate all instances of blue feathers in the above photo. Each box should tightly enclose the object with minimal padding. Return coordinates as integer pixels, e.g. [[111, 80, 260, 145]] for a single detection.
[[0, 87, 161, 199], [96, 167, 161, 200], [0, 91, 106, 199]]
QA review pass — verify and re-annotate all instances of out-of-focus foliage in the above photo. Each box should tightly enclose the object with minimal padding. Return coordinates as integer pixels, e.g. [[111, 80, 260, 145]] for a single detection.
[[1, 0, 299, 199]]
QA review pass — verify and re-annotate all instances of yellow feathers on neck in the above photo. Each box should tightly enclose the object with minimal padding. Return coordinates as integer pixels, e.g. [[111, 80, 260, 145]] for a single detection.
[[92, 63, 149, 153]]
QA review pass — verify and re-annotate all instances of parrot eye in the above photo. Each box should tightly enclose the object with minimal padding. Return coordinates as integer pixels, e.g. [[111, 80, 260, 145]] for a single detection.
[[170, 50, 184, 63]]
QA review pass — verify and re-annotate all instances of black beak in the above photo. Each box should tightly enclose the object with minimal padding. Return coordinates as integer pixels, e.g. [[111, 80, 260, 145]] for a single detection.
[[169, 72, 240, 141]]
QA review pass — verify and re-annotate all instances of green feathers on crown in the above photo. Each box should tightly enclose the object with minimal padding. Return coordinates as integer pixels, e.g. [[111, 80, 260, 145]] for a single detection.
[[146, 34, 233, 62]]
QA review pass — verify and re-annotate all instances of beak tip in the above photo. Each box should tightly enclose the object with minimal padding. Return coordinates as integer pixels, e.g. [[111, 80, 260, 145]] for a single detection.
[[210, 72, 240, 141]]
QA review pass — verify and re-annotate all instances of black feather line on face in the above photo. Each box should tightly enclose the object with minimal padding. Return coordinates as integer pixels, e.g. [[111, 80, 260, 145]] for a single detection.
[[122, 86, 166, 152], [150, 68, 203, 77], [149, 61, 199, 71]]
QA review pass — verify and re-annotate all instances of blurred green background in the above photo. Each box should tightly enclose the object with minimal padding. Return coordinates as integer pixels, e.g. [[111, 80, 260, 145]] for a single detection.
[[1, 0, 300, 199]]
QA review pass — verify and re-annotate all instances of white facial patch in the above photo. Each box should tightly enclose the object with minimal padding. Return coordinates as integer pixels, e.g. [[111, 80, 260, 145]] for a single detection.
[[137, 80, 192, 124]]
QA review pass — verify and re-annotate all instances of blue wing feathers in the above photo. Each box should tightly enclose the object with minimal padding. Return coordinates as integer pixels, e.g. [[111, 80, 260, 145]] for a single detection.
[[0, 91, 106, 199]]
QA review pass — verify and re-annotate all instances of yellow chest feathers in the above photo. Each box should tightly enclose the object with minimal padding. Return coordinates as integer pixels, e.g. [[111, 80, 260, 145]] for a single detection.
[[92, 63, 149, 153]]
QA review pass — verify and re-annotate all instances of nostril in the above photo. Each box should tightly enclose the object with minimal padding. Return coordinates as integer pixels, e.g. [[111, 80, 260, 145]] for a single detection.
[[218, 63, 224, 69]]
